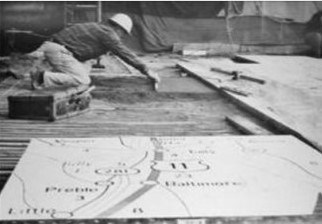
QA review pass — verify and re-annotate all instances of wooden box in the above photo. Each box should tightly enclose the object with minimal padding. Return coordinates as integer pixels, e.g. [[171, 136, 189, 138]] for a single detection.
[[8, 85, 93, 121]]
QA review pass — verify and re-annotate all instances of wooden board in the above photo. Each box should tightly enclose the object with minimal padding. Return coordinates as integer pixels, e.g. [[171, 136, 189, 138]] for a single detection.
[[172, 43, 309, 56], [225, 115, 273, 135], [176, 61, 322, 152], [230, 55, 322, 98], [173, 43, 240, 55], [1, 139, 320, 224], [1, 135, 321, 220]]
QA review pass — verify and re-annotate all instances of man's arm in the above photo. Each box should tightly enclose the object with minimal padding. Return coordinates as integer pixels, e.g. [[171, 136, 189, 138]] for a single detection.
[[112, 43, 149, 74], [102, 32, 159, 83]]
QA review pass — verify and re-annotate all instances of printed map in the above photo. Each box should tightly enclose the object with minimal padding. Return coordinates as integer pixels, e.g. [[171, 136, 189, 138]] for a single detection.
[[0, 135, 322, 220]]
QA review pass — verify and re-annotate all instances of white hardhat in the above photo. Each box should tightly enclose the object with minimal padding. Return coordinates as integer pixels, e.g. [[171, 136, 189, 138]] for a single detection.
[[109, 13, 133, 34]]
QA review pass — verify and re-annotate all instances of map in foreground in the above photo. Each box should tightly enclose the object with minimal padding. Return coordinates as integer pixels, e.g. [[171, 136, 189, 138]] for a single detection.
[[0, 135, 322, 220]]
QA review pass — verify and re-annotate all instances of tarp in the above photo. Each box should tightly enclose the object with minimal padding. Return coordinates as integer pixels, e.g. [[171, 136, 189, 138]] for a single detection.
[[103, 2, 227, 52], [242, 1, 322, 23], [103, 2, 226, 18], [102, 1, 316, 52], [1, 1, 321, 54]]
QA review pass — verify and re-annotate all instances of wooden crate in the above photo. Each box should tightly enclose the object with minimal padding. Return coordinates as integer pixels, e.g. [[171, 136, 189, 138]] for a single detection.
[[7, 85, 93, 121]]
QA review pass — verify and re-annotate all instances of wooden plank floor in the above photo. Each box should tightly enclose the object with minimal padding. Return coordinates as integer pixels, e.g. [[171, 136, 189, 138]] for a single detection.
[[0, 61, 259, 190], [0, 79, 244, 138]]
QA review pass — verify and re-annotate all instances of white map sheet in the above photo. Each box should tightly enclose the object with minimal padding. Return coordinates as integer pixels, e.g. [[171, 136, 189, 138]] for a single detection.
[[0, 135, 322, 220]]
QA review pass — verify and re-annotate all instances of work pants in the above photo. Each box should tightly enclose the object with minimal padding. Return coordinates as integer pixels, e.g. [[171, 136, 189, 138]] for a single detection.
[[32, 41, 91, 88]]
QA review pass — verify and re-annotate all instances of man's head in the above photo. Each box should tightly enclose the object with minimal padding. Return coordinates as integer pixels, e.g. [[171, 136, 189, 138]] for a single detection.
[[109, 13, 133, 37]]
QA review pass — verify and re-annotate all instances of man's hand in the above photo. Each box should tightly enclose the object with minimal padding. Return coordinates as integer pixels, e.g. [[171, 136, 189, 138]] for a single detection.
[[145, 70, 160, 83]]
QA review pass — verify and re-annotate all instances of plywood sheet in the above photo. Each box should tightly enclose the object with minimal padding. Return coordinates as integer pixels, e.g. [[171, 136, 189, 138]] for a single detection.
[[176, 60, 322, 151], [0, 136, 321, 220]]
